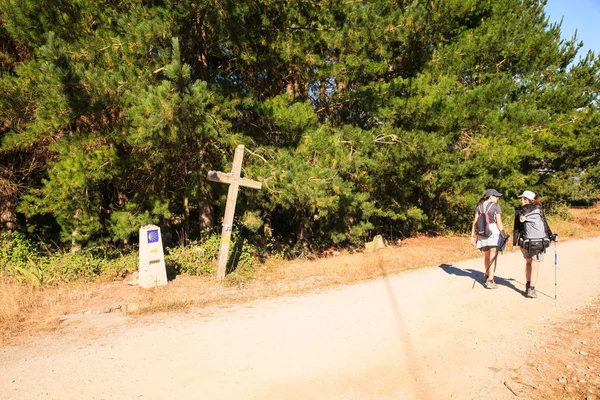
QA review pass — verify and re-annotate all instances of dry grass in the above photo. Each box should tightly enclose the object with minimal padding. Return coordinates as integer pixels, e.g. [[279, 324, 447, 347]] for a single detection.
[[0, 280, 38, 339], [549, 205, 600, 239], [0, 279, 95, 342], [1, 204, 599, 345]]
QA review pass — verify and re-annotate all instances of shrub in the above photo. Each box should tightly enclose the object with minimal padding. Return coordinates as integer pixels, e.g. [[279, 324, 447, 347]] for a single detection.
[[225, 237, 256, 284], [0, 232, 44, 285], [41, 253, 105, 284], [0, 232, 138, 285], [165, 232, 221, 276], [98, 252, 138, 280], [0, 231, 40, 271], [165, 230, 258, 279]]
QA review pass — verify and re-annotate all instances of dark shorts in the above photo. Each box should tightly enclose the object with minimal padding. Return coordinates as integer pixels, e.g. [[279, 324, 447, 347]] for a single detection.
[[521, 247, 545, 262]]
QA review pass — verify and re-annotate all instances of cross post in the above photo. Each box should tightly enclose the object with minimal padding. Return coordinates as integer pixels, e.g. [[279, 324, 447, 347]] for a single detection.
[[207, 145, 262, 280]]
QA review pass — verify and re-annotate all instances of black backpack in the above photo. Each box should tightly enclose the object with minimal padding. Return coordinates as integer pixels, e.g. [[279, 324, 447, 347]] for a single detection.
[[476, 203, 493, 238]]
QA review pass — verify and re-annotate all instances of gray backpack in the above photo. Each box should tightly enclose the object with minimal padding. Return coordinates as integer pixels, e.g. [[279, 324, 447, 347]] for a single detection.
[[519, 207, 550, 255]]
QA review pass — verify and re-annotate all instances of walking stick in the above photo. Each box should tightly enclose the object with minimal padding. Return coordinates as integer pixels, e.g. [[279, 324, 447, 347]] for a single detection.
[[472, 234, 509, 288], [485, 234, 510, 277]]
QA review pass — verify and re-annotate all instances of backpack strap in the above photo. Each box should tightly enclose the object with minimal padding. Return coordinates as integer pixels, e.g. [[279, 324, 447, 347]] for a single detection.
[[480, 202, 493, 217], [539, 208, 553, 238], [513, 206, 525, 246]]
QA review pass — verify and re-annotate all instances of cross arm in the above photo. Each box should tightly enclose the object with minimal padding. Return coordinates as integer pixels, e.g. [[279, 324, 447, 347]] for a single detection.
[[207, 170, 262, 190]]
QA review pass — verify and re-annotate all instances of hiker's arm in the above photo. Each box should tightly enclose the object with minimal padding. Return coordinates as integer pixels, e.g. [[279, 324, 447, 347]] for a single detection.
[[496, 214, 506, 238], [512, 211, 520, 247], [470, 213, 478, 247]]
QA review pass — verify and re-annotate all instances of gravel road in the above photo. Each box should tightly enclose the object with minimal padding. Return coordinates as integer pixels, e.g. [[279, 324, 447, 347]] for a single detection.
[[1, 237, 599, 400]]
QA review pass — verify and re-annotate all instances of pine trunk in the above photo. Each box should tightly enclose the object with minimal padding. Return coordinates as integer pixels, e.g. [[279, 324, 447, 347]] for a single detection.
[[198, 188, 214, 232], [0, 200, 18, 231]]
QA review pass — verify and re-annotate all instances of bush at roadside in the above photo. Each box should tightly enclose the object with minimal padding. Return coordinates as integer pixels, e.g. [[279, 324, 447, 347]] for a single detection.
[[0, 232, 137, 285]]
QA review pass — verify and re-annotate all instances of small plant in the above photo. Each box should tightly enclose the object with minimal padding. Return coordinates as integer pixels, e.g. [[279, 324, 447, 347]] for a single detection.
[[13, 259, 45, 286]]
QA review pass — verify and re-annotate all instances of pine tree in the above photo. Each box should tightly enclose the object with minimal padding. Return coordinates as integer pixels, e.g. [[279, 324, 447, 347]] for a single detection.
[[1, 0, 598, 252]]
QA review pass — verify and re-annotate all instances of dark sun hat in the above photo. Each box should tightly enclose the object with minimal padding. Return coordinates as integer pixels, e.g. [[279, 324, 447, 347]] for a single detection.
[[485, 188, 502, 197]]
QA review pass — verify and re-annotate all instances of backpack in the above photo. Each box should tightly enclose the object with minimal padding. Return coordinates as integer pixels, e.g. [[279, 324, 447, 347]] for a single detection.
[[476, 203, 493, 238], [521, 238, 550, 256], [518, 205, 551, 256]]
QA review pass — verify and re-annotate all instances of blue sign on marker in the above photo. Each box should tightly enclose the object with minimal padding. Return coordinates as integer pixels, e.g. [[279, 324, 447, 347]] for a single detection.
[[147, 229, 159, 243]]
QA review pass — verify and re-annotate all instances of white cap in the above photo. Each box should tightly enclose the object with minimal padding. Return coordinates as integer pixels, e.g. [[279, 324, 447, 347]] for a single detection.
[[518, 190, 535, 201]]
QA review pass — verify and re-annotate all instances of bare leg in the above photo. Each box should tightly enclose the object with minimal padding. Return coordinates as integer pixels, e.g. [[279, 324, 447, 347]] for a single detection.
[[488, 247, 498, 281], [530, 261, 540, 287], [525, 258, 533, 282], [525, 257, 539, 298], [483, 250, 491, 279]]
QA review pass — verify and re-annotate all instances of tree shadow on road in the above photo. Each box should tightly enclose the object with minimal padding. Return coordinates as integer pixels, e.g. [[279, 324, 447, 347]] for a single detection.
[[439, 263, 525, 296], [376, 253, 434, 400]]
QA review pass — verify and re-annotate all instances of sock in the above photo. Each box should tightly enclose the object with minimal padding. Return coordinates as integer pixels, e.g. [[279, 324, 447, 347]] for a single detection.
[[526, 281, 530, 290]]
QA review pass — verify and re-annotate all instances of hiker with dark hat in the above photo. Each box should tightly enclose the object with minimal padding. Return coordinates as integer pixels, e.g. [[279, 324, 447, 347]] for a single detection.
[[513, 190, 556, 298], [470, 189, 508, 289]]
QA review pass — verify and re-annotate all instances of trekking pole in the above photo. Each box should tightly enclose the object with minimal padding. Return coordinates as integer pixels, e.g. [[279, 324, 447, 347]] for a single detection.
[[554, 235, 559, 300]]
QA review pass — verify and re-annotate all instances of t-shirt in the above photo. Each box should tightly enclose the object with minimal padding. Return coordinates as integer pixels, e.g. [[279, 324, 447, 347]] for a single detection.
[[475, 201, 501, 225]]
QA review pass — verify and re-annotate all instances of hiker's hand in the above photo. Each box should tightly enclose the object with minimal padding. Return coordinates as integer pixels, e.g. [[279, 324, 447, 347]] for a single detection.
[[470, 236, 476, 247]]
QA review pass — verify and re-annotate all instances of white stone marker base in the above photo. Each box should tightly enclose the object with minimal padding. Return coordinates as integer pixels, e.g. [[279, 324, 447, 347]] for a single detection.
[[138, 225, 167, 289]]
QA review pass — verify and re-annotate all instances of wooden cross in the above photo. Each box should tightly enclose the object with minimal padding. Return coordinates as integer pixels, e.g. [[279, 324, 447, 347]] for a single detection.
[[207, 145, 262, 280]]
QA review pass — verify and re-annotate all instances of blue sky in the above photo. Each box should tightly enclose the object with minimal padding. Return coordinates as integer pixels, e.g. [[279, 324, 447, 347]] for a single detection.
[[544, 0, 600, 57]]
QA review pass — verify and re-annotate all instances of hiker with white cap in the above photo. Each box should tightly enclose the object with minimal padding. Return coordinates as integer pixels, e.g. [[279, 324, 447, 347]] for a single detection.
[[470, 188, 508, 289], [512, 190, 557, 298]]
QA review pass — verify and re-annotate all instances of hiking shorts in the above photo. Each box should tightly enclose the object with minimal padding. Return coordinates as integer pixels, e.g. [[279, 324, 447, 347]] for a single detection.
[[476, 228, 503, 252], [521, 247, 545, 262]]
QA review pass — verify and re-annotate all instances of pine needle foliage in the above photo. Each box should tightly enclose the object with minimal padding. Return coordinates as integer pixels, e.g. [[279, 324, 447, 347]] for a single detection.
[[0, 0, 598, 254]]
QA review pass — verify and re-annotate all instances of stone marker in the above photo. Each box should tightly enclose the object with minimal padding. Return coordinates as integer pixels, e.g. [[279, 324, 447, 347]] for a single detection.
[[138, 225, 167, 289], [365, 234, 386, 252]]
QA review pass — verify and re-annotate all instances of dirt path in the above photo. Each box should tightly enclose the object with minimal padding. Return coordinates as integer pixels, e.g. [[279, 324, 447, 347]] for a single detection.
[[1, 238, 599, 400]]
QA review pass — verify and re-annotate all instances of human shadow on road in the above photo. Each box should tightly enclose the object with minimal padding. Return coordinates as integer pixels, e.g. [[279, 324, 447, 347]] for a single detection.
[[439, 264, 524, 296]]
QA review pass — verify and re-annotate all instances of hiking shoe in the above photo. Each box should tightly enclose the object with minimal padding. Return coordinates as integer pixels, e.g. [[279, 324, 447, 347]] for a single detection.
[[526, 288, 538, 298], [484, 280, 498, 289]]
